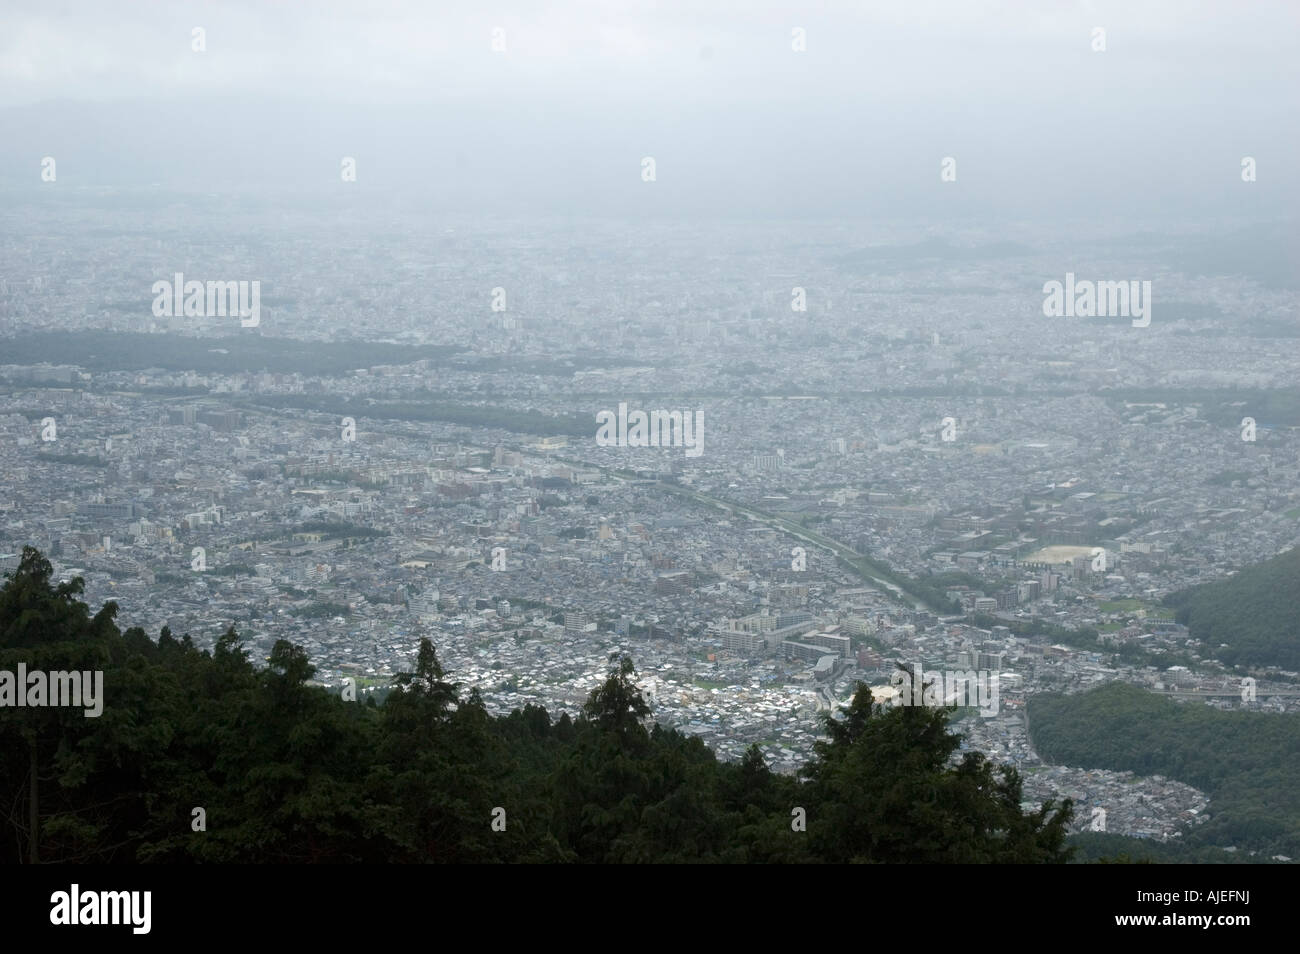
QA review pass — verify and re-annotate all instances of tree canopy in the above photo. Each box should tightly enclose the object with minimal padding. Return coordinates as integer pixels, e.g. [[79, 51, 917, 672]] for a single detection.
[[2, 546, 1074, 863]]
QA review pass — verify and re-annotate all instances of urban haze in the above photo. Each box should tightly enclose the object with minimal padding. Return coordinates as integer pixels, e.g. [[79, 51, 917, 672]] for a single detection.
[[2, 0, 1298, 876]]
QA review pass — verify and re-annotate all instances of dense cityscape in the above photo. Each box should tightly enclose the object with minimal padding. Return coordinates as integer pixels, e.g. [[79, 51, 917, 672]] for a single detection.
[[2, 7, 1297, 921], [3, 206, 1296, 849]]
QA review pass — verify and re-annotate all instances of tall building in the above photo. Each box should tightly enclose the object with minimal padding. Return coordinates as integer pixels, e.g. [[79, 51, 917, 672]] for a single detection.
[[783, 641, 834, 664], [811, 632, 851, 657], [719, 630, 765, 653], [654, 571, 691, 596], [776, 610, 813, 629], [408, 590, 440, 619], [79, 501, 138, 521], [197, 409, 241, 432]]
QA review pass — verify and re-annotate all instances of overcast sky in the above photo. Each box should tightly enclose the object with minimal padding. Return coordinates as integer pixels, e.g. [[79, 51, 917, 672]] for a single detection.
[[1, 0, 1296, 219]]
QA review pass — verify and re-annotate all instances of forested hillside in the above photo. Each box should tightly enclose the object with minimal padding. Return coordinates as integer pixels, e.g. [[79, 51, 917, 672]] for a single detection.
[[1029, 682, 1300, 859], [1163, 547, 1300, 670], [1, 547, 1073, 864]]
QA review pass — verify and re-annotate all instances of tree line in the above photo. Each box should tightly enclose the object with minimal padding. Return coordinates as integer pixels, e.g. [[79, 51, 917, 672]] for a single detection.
[[2, 546, 1074, 864]]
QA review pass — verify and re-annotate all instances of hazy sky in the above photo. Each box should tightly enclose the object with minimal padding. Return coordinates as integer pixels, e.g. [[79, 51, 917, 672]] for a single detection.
[[2, 0, 1297, 219]]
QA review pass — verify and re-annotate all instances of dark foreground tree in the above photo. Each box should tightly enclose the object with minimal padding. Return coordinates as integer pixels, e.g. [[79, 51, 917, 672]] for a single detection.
[[801, 681, 1074, 863]]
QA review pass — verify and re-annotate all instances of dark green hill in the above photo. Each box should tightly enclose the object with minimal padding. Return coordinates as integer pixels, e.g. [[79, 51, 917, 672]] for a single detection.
[[1029, 682, 1300, 859], [1164, 547, 1300, 670]]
